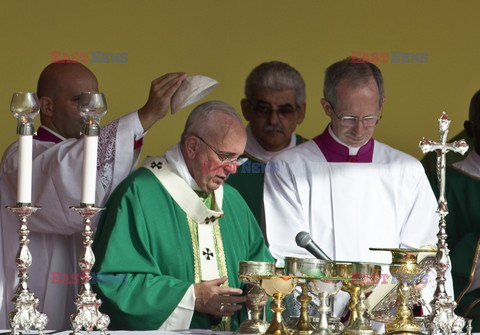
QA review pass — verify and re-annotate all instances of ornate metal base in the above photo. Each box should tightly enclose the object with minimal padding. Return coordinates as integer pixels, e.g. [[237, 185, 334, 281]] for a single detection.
[[265, 296, 291, 335], [70, 290, 110, 335], [327, 317, 343, 335], [343, 323, 377, 335], [236, 319, 271, 335], [292, 325, 316, 335], [385, 287, 422, 335], [426, 296, 465, 335], [70, 204, 110, 335], [9, 291, 47, 335], [386, 318, 422, 335], [343, 290, 377, 335], [293, 329, 315, 335], [288, 316, 318, 335], [8, 204, 48, 335]]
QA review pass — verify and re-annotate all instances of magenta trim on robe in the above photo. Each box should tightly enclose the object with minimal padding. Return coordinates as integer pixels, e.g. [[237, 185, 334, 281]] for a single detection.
[[313, 127, 374, 163], [34, 125, 143, 149], [134, 138, 143, 150], [33, 126, 63, 144]]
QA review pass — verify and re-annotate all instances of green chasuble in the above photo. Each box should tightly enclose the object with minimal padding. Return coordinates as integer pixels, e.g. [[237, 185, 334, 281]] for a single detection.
[[429, 166, 480, 330], [92, 165, 274, 330], [226, 134, 307, 225]]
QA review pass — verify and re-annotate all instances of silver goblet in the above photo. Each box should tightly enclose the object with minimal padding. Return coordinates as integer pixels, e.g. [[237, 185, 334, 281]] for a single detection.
[[284, 257, 330, 335], [305, 261, 350, 335], [237, 261, 276, 335]]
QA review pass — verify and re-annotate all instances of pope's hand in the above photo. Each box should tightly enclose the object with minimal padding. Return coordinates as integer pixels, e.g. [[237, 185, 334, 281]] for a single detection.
[[138, 72, 187, 131], [194, 277, 247, 316]]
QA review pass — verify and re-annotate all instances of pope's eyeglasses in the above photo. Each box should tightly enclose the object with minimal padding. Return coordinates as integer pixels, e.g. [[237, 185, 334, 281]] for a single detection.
[[196, 136, 247, 165]]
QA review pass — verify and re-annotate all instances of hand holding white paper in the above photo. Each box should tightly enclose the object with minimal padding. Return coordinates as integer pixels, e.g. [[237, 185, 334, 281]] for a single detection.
[[170, 75, 218, 114]]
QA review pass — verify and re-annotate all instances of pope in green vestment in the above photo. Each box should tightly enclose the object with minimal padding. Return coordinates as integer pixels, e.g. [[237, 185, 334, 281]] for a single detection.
[[429, 166, 480, 330], [92, 156, 274, 330]]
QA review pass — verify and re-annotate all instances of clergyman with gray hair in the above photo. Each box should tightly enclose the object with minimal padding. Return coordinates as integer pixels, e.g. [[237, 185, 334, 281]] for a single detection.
[[227, 61, 307, 229], [263, 57, 450, 324], [92, 100, 273, 331]]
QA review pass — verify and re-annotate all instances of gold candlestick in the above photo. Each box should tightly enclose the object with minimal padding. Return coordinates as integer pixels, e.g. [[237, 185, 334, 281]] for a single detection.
[[284, 257, 324, 335], [337, 262, 381, 335]]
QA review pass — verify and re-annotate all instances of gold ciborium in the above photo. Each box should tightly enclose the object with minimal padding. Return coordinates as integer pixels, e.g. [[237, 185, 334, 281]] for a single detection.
[[370, 248, 430, 335], [284, 257, 335, 335], [257, 275, 298, 335], [337, 262, 382, 335], [237, 261, 276, 335]]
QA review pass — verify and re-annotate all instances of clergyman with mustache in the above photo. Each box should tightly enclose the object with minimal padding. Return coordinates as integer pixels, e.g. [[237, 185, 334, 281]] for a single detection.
[[226, 61, 307, 233]]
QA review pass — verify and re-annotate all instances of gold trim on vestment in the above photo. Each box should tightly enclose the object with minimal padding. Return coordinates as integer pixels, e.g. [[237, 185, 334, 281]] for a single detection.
[[186, 194, 231, 331], [187, 216, 202, 283], [464, 297, 480, 317], [456, 237, 480, 306]]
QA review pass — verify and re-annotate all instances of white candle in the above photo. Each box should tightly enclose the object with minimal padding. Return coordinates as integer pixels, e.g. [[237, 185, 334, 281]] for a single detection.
[[17, 134, 33, 204], [81, 135, 98, 205]]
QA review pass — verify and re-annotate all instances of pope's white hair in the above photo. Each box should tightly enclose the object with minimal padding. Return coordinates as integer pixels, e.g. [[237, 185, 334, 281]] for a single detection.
[[181, 100, 243, 143]]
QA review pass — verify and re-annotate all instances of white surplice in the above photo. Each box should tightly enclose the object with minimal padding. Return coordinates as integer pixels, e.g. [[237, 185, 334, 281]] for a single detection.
[[264, 139, 452, 316], [0, 111, 144, 330]]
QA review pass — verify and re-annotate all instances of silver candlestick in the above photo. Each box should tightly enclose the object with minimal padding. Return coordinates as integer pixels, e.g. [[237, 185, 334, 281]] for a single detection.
[[70, 205, 109, 335], [419, 112, 468, 334], [7, 206, 48, 335], [70, 92, 110, 335], [8, 92, 48, 335]]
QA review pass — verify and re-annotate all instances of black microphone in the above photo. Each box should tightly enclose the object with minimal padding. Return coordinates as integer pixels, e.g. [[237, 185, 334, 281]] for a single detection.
[[295, 231, 331, 261]]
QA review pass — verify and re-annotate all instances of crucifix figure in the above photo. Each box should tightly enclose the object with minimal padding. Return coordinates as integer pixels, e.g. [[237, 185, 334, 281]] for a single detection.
[[419, 112, 468, 334], [204, 214, 223, 224], [202, 248, 214, 261], [150, 161, 163, 170]]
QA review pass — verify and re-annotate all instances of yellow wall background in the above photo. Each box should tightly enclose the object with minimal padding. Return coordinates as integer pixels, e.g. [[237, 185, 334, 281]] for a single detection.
[[1, 1, 479, 161]]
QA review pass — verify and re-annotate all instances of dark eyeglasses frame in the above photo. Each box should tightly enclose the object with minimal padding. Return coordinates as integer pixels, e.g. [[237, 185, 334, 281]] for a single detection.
[[195, 135, 247, 165], [249, 101, 299, 119]]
